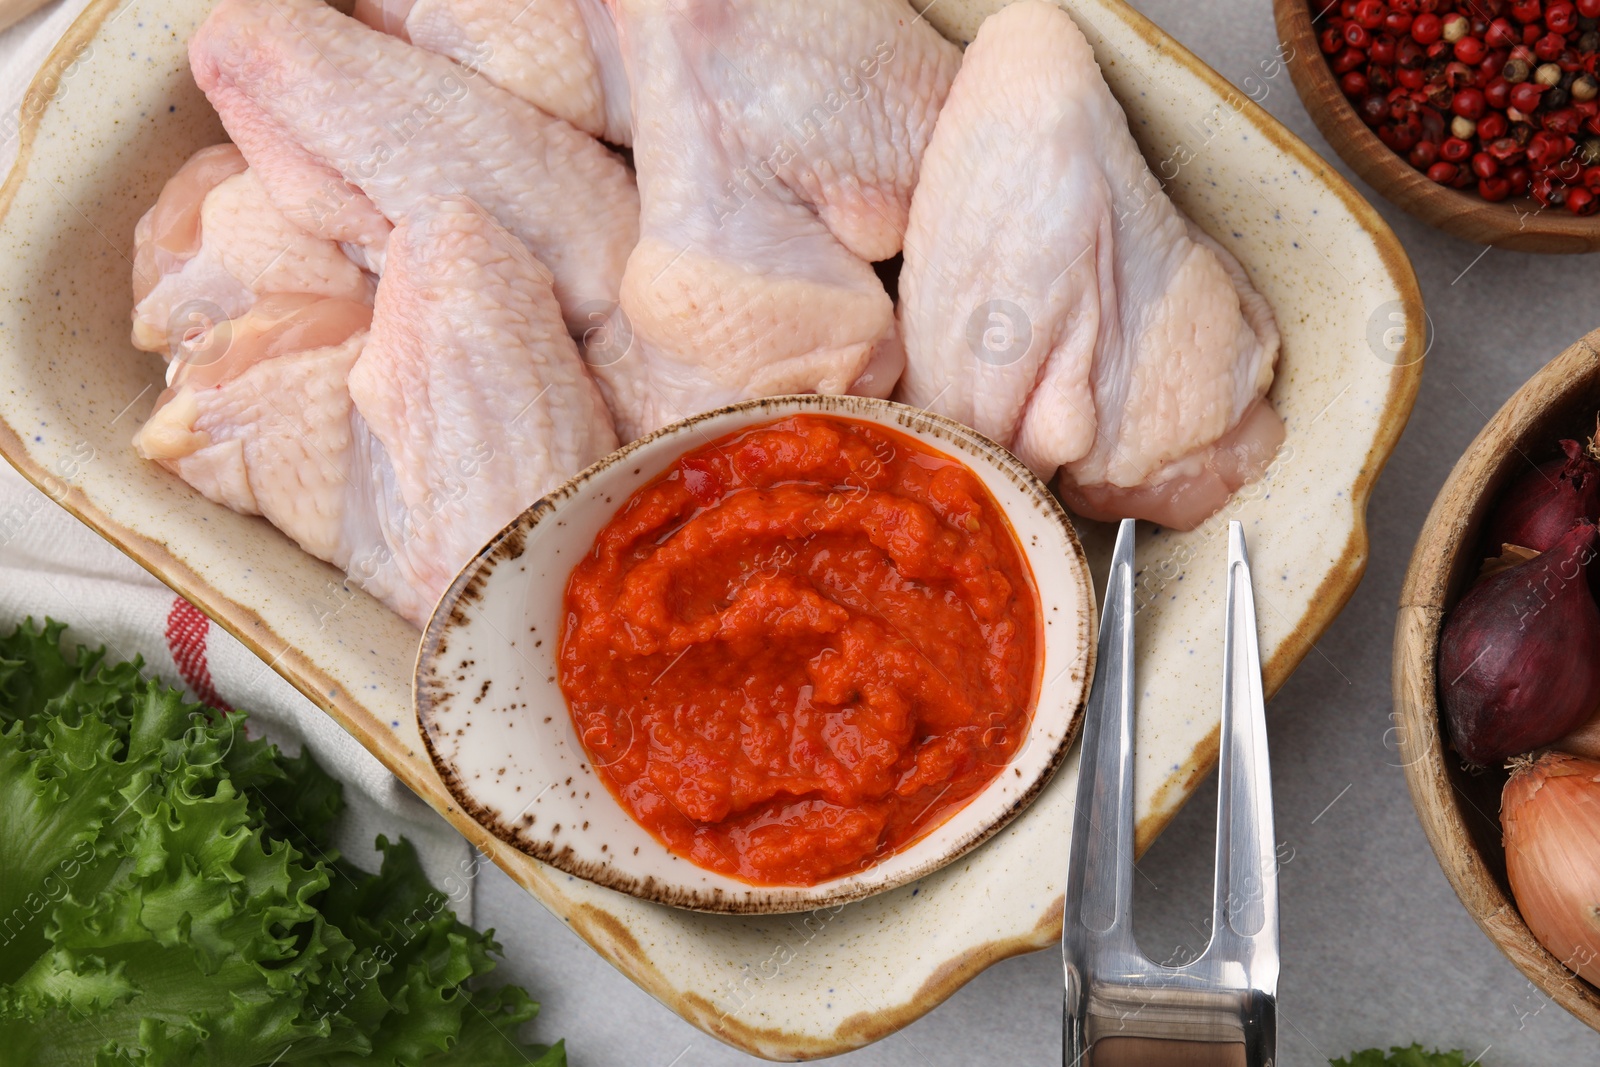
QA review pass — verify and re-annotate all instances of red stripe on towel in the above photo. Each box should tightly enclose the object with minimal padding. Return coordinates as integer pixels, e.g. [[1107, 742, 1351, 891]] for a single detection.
[[164, 596, 232, 711]]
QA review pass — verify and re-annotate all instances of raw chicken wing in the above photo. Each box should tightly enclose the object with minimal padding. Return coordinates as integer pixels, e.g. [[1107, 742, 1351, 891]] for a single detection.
[[353, 0, 631, 145], [593, 0, 960, 439], [135, 198, 619, 625], [895, 1, 1281, 530], [131, 144, 373, 357], [189, 0, 639, 331]]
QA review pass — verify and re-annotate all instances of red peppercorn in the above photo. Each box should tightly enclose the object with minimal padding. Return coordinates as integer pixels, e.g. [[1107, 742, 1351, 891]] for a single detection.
[[1478, 111, 1510, 139], [1356, 0, 1388, 28], [1511, 0, 1543, 19], [1342, 0, 1360, 16], [1427, 160, 1460, 181], [1454, 86, 1488, 118], [1399, 66, 1428, 87], [1508, 164, 1533, 193], [1485, 77, 1513, 109], [1580, 0, 1600, 17], [1385, 10, 1415, 33], [1371, 32, 1399, 64], [1547, 1, 1578, 33], [1411, 139, 1440, 166], [1441, 135, 1475, 160], [1320, 26, 1345, 54], [1412, 12, 1443, 42], [1511, 80, 1547, 111], [1421, 107, 1447, 141], [1528, 129, 1573, 164], [1346, 21, 1373, 48], [1487, 18, 1519, 48], [1342, 70, 1372, 95], [1456, 35, 1488, 63], [1479, 175, 1513, 199], [1536, 32, 1567, 61], [1333, 46, 1368, 73], [1472, 151, 1502, 177], [1585, 164, 1600, 188], [1546, 107, 1583, 133], [1488, 135, 1528, 161], [1568, 185, 1598, 213]]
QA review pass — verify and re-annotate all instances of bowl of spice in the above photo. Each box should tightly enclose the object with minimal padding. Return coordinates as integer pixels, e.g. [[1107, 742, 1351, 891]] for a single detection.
[[413, 394, 1096, 914], [1394, 327, 1600, 1032], [1276, 0, 1600, 251]]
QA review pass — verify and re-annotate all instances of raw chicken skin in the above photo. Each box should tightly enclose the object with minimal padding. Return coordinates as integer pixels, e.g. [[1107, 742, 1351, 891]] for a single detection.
[[348, 197, 619, 609], [131, 144, 373, 357], [593, 0, 960, 440], [895, 1, 1282, 531], [135, 199, 619, 625], [353, 0, 632, 145], [189, 0, 639, 332]]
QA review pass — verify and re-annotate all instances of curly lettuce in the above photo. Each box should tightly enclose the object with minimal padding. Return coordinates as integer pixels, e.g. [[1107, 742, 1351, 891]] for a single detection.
[[1333, 1046, 1475, 1066], [0, 619, 563, 1067]]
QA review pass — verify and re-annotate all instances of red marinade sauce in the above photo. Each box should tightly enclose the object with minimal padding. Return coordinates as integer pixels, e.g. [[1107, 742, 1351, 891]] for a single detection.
[[558, 415, 1041, 886]]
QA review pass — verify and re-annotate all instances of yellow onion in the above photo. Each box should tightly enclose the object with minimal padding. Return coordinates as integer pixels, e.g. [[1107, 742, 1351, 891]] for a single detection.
[[1503, 752, 1600, 984]]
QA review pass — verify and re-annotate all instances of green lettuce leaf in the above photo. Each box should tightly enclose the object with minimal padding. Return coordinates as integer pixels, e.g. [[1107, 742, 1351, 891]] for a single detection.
[[0, 618, 563, 1067], [1332, 1046, 1473, 1067]]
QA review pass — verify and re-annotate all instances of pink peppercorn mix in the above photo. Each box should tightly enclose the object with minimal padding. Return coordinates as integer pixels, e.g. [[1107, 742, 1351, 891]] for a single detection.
[[1314, 0, 1600, 213]]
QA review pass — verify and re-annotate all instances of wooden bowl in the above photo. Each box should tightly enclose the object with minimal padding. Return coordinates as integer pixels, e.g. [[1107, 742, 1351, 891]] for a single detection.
[[1275, 0, 1600, 253], [1395, 327, 1600, 1032]]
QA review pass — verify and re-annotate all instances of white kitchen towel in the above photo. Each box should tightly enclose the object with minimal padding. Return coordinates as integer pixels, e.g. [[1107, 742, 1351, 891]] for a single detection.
[[0, 0, 474, 910]]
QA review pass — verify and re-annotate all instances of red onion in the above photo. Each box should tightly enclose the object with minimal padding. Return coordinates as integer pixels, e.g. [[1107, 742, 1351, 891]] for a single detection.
[[1484, 439, 1600, 553], [1441, 520, 1600, 766]]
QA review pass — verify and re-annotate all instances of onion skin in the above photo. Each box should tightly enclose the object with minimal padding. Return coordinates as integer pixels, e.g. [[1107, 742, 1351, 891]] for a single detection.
[[1485, 439, 1600, 554], [1440, 521, 1600, 765], [1504, 752, 1600, 986]]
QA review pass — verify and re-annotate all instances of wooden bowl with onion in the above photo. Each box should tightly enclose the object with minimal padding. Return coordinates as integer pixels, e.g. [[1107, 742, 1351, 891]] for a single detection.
[[1395, 326, 1600, 1031], [1274, 0, 1600, 252]]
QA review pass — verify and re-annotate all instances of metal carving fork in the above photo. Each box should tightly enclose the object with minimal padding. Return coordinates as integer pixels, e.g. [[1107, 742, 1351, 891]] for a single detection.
[[1062, 519, 1279, 1067]]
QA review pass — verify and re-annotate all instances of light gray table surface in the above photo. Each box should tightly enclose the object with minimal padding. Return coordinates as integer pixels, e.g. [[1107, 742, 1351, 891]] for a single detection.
[[472, 2, 1600, 1064], [2, 0, 1592, 1061]]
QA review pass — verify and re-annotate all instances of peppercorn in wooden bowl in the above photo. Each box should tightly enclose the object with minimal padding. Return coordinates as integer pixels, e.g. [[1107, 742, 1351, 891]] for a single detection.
[[1394, 327, 1600, 1033], [1277, 0, 1600, 252]]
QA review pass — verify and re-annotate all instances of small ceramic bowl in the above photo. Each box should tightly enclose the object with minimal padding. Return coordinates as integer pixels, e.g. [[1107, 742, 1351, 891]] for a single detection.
[[1275, 0, 1600, 253], [1394, 326, 1600, 1031], [414, 393, 1096, 915]]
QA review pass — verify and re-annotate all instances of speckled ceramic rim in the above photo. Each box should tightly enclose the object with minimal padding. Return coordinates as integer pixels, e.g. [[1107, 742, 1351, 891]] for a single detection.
[[0, 0, 1426, 1056], [413, 393, 1095, 914]]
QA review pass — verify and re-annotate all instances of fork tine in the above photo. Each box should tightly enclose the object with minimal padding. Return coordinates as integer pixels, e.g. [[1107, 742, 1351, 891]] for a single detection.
[[1064, 518, 1138, 942], [1209, 521, 1278, 957]]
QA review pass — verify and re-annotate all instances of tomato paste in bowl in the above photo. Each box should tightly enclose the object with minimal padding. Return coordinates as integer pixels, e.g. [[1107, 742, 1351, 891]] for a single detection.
[[558, 415, 1041, 886], [417, 394, 1093, 913]]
